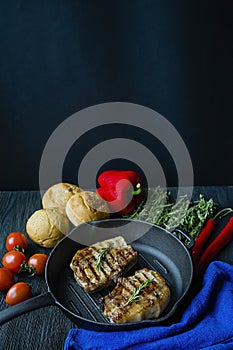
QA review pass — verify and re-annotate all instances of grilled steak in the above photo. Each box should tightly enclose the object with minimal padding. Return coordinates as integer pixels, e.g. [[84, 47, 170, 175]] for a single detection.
[[102, 268, 171, 323], [70, 236, 138, 292]]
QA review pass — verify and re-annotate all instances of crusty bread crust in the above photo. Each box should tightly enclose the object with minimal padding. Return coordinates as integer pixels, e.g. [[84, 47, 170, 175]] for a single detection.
[[66, 191, 109, 226], [42, 182, 81, 211], [26, 208, 71, 248]]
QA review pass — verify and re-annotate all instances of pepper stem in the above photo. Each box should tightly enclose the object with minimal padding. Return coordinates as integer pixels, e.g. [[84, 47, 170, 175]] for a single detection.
[[213, 207, 233, 221], [133, 183, 142, 196]]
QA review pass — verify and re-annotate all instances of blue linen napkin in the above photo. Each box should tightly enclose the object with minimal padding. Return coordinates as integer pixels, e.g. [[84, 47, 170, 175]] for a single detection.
[[64, 261, 233, 350]]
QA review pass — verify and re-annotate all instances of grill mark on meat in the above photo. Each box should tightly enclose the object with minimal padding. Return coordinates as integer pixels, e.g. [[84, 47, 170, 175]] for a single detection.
[[134, 275, 145, 285], [98, 261, 111, 279], [102, 268, 170, 323], [103, 257, 116, 277], [90, 246, 109, 279], [74, 266, 89, 285], [106, 252, 118, 272], [93, 247, 117, 278], [79, 261, 93, 284], [70, 236, 138, 292], [89, 260, 101, 280], [92, 245, 126, 278]]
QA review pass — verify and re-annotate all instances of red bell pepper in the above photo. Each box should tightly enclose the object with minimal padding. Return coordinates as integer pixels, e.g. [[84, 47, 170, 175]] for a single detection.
[[96, 170, 145, 215]]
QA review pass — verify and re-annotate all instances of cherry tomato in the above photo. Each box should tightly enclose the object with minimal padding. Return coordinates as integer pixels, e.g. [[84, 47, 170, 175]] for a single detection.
[[6, 282, 32, 306], [2, 251, 27, 273], [6, 231, 28, 252], [27, 254, 48, 275], [0, 268, 14, 291]]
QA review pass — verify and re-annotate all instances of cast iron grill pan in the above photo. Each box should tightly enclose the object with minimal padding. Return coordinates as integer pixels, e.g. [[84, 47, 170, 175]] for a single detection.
[[0, 219, 193, 331]]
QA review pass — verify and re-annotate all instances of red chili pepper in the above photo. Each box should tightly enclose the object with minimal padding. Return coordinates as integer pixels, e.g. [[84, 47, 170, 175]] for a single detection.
[[96, 170, 145, 215], [191, 218, 216, 269], [191, 208, 233, 279], [195, 216, 233, 278]]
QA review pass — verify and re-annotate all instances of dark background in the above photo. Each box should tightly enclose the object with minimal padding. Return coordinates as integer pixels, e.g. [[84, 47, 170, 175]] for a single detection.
[[0, 0, 232, 190]]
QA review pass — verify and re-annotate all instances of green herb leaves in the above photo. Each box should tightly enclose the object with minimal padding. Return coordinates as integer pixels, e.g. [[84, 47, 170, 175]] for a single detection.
[[178, 195, 215, 239], [123, 278, 154, 307], [127, 187, 216, 244], [96, 247, 110, 271]]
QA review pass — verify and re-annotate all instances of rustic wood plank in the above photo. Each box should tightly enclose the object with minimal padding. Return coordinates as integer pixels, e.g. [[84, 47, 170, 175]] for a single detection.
[[0, 188, 232, 349], [0, 191, 76, 350]]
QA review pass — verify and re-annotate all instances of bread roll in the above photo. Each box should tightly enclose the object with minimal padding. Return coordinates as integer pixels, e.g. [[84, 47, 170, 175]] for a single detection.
[[42, 183, 81, 212], [26, 208, 71, 248], [66, 191, 110, 226]]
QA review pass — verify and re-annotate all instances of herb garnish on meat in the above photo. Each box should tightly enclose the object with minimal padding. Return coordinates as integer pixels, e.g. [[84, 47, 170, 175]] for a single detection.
[[123, 278, 154, 307], [96, 247, 110, 271]]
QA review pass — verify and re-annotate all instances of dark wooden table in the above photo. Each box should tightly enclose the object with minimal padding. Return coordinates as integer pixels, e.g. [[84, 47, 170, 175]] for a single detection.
[[0, 187, 233, 350]]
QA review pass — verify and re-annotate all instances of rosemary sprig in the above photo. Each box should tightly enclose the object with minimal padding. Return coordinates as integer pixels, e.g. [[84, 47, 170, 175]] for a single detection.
[[126, 187, 216, 245], [178, 194, 215, 240], [128, 186, 169, 223], [96, 247, 110, 271], [162, 195, 190, 230], [123, 278, 154, 307]]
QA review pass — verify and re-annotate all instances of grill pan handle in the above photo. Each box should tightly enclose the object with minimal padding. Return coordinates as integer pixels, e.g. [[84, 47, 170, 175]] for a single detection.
[[0, 292, 55, 326], [171, 228, 195, 249]]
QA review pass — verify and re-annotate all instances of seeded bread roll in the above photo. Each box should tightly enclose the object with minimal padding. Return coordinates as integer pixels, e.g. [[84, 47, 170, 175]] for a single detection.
[[26, 208, 71, 248], [66, 191, 110, 226], [42, 183, 81, 212]]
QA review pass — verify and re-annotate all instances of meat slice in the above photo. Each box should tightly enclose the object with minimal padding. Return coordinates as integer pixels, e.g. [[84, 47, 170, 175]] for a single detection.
[[70, 236, 138, 292], [102, 268, 171, 323]]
